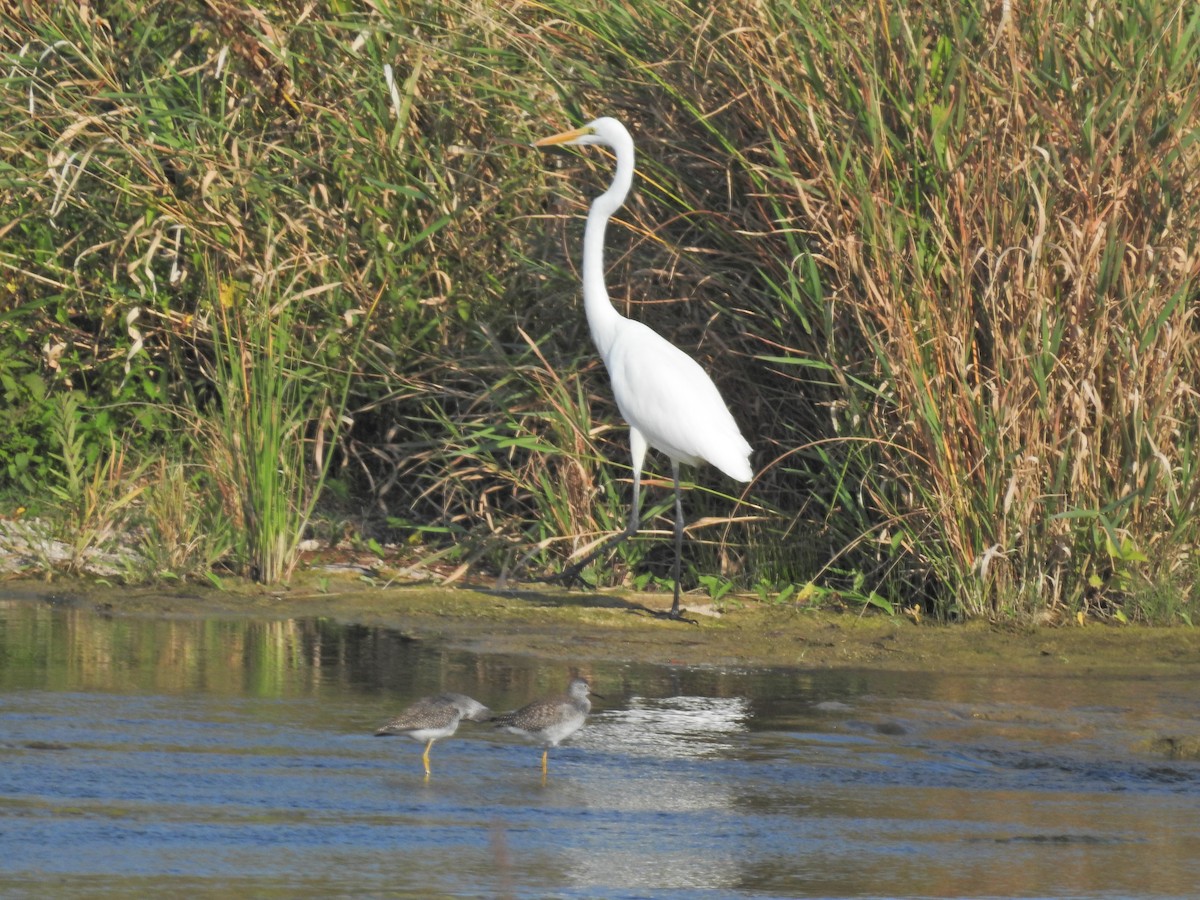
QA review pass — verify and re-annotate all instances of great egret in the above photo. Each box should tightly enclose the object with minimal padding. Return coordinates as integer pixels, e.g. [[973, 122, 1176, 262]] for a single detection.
[[534, 116, 752, 620], [493, 676, 601, 776], [374, 692, 491, 777]]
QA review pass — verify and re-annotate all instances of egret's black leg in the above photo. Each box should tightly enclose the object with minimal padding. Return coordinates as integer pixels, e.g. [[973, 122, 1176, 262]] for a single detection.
[[670, 461, 683, 617], [650, 461, 696, 623], [544, 435, 696, 624]]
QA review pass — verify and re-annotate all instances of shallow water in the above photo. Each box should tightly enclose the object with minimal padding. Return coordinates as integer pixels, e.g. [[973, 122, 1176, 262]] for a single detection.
[[1, 599, 1197, 898]]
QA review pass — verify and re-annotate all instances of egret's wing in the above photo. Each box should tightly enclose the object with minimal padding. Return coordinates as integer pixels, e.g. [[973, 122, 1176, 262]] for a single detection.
[[603, 320, 751, 480]]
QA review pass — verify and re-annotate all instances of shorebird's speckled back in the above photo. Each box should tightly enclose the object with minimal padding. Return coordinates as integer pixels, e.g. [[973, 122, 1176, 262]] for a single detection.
[[494, 677, 594, 750]]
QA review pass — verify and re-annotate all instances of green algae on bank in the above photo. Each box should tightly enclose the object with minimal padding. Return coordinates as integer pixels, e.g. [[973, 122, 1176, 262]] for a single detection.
[[2, 575, 1197, 676]]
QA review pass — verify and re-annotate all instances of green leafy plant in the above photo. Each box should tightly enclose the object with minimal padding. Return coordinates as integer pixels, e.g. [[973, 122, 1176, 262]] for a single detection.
[[134, 456, 234, 581], [696, 573, 736, 606], [44, 393, 147, 575]]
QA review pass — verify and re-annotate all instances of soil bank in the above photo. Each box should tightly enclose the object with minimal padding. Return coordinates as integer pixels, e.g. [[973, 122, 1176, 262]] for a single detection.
[[3, 574, 1197, 677]]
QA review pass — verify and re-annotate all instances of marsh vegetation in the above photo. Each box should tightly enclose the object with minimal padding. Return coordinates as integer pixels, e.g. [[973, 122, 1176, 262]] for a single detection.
[[2, 1, 1198, 623]]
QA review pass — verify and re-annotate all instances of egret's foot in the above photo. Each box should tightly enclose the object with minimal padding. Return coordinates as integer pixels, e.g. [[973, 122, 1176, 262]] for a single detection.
[[649, 606, 699, 625]]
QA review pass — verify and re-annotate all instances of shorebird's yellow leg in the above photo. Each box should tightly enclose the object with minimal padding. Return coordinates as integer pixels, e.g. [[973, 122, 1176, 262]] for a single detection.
[[541, 749, 549, 775], [422, 740, 434, 777]]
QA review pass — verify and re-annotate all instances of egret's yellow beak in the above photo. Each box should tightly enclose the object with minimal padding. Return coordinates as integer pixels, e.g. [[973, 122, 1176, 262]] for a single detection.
[[533, 125, 592, 147]]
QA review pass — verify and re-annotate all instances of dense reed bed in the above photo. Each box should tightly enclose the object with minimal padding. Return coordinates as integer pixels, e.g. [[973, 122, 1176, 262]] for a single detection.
[[2, 0, 1197, 622]]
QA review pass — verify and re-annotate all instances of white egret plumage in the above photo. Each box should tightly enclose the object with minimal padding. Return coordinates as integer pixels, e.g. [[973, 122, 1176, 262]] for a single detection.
[[534, 117, 752, 620]]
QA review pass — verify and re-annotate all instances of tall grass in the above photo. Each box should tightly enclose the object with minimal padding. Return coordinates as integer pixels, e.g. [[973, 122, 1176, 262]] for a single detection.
[[487, 0, 1200, 621], [1, 1, 458, 581], [715, 0, 1200, 619], [206, 262, 356, 584], [2, 1, 1197, 621]]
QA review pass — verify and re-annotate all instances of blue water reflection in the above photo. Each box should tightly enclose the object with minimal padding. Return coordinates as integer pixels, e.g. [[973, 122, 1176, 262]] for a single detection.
[[1, 597, 1198, 898]]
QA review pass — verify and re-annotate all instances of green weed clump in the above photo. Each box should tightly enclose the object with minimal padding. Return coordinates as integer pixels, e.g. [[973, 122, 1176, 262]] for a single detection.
[[1, 1, 1197, 623]]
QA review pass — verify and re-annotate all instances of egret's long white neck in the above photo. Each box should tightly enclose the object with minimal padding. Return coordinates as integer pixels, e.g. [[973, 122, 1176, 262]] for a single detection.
[[581, 129, 634, 359]]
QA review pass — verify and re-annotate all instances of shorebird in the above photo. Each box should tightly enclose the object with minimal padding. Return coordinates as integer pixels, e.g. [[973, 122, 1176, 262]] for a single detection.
[[493, 676, 601, 776], [374, 692, 491, 777]]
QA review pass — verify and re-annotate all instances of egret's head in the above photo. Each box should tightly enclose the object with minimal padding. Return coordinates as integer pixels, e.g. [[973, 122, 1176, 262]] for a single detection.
[[533, 116, 628, 149]]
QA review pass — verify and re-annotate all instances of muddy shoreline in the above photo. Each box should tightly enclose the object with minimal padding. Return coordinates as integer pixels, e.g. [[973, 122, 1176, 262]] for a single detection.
[[4, 573, 1197, 676]]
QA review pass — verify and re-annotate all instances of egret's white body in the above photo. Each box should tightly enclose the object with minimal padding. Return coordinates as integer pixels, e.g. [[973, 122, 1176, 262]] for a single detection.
[[534, 117, 752, 618]]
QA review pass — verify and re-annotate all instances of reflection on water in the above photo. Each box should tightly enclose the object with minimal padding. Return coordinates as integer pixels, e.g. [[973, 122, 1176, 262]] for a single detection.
[[602, 694, 750, 760], [1, 597, 1199, 898]]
